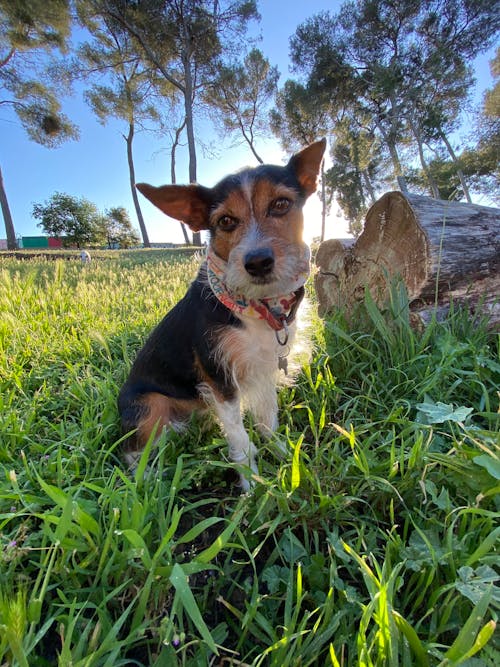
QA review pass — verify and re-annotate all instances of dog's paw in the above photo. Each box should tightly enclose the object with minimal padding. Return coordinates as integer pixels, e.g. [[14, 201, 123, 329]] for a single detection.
[[239, 474, 254, 493], [239, 458, 259, 493]]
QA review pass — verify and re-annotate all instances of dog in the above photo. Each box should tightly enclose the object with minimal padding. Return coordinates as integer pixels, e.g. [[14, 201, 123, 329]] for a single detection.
[[80, 250, 91, 263], [118, 139, 326, 490]]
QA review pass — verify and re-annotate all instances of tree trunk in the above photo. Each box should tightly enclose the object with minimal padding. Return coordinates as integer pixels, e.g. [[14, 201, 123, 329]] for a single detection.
[[239, 121, 264, 164], [408, 116, 440, 199], [361, 169, 376, 204], [126, 123, 150, 247], [375, 116, 409, 194], [439, 129, 472, 204], [320, 162, 326, 243], [315, 191, 500, 327], [171, 122, 191, 245], [183, 63, 197, 184], [0, 162, 17, 249], [182, 48, 201, 246]]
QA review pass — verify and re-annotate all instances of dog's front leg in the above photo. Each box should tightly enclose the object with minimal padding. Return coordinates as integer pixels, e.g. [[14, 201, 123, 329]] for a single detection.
[[251, 387, 279, 437], [213, 397, 258, 491]]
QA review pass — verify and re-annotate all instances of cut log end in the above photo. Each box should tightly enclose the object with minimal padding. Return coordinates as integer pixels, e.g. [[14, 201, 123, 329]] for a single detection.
[[315, 191, 500, 328]]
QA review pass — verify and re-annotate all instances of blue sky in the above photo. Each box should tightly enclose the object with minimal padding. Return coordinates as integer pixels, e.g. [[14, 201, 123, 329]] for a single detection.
[[0, 1, 496, 245]]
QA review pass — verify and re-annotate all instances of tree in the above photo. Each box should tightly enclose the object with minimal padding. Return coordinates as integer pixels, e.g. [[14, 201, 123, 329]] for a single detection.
[[0, 0, 78, 249], [270, 79, 332, 241], [32, 192, 104, 248], [407, 47, 500, 204], [100, 206, 140, 247], [77, 7, 167, 247], [271, 80, 331, 150], [166, 115, 191, 244], [325, 116, 382, 235], [90, 0, 259, 245], [465, 46, 500, 202], [288, 0, 500, 225], [204, 48, 279, 163]]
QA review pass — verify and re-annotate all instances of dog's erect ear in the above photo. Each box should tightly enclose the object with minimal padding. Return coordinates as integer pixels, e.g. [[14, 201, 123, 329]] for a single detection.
[[287, 138, 326, 197], [136, 183, 213, 231]]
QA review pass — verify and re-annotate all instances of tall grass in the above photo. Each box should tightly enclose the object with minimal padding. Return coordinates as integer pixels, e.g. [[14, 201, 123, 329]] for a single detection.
[[0, 251, 498, 666]]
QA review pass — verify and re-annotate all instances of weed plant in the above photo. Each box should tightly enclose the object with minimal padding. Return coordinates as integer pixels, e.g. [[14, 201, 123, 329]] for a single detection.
[[0, 251, 498, 666]]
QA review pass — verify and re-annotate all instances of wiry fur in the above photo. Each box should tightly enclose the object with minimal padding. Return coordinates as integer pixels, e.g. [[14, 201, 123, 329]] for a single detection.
[[118, 139, 326, 490]]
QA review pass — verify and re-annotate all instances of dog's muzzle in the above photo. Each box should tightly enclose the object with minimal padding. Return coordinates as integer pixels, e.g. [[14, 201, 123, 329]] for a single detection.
[[244, 248, 275, 279]]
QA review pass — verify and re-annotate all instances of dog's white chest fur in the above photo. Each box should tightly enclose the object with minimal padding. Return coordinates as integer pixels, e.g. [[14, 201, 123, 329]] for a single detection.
[[203, 316, 296, 487], [221, 316, 293, 389]]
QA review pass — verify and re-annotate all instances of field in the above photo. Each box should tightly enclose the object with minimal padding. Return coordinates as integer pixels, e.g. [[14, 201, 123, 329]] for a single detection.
[[0, 250, 498, 666]]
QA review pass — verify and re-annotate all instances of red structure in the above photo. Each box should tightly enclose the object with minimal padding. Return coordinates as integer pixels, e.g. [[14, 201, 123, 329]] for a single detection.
[[48, 237, 63, 248]]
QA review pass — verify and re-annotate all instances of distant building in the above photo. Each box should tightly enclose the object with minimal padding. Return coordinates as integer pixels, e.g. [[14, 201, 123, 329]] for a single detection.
[[18, 236, 62, 249]]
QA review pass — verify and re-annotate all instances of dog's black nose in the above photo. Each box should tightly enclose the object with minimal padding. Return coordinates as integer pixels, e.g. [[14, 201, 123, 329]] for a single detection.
[[244, 248, 275, 278]]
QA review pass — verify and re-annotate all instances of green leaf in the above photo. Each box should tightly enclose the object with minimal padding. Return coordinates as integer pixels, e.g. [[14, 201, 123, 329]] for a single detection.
[[472, 454, 500, 480], [291, 434, 303, 492], [455, 565, 500, 606], [262, 565, 288, 594], [73, 505, 100, 538], [54, 497, 74, 542], [416, 401, 473, 424], [279, 530, 308, 564], [461, 620, 496, 661], [119, 529, 152, 569], [445, 587, 492, 662], [466, 527, 500, 566], [169, 563, 218, 655], [176, 517, 224, 545], [392, 610, 429, 666], [364, 285, 395, 346], [195, 504, 244, 564], [37, 475, 69, 508], [329, 643, 341, 667]]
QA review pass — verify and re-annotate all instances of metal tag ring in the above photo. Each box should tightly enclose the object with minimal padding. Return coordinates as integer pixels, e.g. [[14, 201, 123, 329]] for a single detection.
[[275, 320, 289, 346]]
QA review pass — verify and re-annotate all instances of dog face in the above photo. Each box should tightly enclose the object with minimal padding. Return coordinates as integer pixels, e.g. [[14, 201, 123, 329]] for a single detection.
[[136, 139, 326, 299]]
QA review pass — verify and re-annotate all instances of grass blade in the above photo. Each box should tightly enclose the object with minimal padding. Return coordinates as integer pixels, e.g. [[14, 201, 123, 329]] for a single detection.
[[169, 563, 219, 655]]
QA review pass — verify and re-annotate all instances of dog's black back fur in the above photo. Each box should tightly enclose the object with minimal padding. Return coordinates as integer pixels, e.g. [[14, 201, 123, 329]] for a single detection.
[[118, 264, 241, 433]]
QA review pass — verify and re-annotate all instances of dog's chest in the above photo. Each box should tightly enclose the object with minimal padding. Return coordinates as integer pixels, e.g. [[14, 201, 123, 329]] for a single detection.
[[217, 317, 293, 392]]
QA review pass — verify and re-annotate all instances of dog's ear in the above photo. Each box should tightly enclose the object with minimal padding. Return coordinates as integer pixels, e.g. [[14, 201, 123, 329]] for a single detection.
[[136, 183, 213, 231], [287, 138, 326, 197]]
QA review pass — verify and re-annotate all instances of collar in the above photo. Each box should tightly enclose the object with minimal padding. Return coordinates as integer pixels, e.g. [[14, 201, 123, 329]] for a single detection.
[[206, 248, 308, 344]]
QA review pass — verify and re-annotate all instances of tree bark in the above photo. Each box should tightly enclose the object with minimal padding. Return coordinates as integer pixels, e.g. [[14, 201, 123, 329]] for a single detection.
[[408, 116, 440, 199], [181, 38, 201, 246], [315, 191, 500, 327], [126, 123, 150, 247], [439, 129, 472, 204], [171, 122, 191, 245], [375, 116, 409, 194], [361, 169, 376, 204], [320, 162, 326, 243], [0, 162, 17, 249]]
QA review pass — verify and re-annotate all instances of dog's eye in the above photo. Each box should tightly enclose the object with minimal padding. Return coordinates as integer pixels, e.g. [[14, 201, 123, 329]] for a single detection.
[[268, 198, 291, 217], [217, 215, 239, 232]]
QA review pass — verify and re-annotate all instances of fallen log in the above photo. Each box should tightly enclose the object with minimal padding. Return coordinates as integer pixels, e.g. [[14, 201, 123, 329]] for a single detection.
[[315, 191, 500, 328]]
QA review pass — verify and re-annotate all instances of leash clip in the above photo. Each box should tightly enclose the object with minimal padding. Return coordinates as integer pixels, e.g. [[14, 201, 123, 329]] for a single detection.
[[275, 319, 289, 346]]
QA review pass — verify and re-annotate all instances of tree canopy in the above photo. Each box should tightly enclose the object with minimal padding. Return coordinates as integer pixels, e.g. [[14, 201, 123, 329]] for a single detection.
[[0, 0, 78, 248], [83, 0, 259, 244], [32, 192, 104, 248], [279, 0, 500, 230], [204, 48, 279, 163], [101, 206, 141, 248]]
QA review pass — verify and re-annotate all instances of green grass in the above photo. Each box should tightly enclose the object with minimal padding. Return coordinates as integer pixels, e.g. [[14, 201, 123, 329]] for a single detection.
[[0, 250, 498, 666]]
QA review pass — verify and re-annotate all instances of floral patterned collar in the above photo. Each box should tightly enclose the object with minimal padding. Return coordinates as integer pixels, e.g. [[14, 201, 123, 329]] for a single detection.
[[206, 248, 309, 343]]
